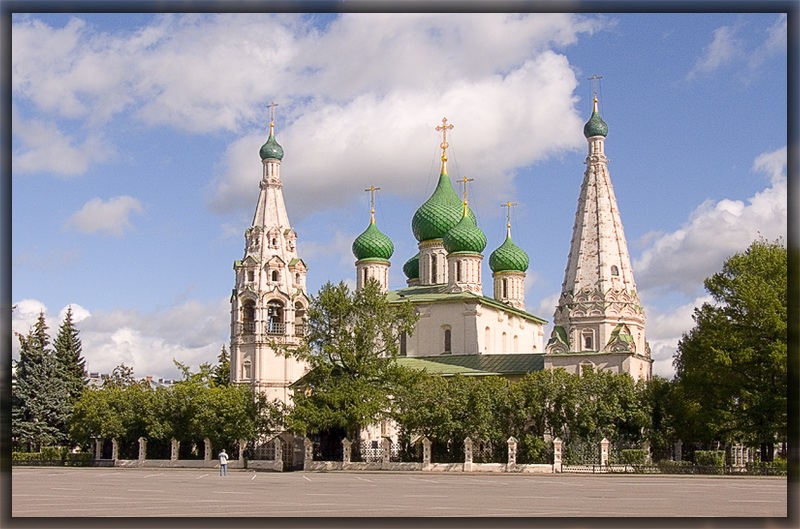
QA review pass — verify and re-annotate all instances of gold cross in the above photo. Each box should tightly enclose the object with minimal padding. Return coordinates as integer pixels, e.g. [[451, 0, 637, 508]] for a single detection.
[[458, 176, 474, 204], [501, 201, 518, 232], [588, 74, 602, 99], [364, 185, 381, 223], [267, 101, 279, 135], [435, 117, 454, 161]]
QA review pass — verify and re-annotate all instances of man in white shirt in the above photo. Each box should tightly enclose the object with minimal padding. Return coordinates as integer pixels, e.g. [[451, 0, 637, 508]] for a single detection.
[[219, 449, 229, 476]]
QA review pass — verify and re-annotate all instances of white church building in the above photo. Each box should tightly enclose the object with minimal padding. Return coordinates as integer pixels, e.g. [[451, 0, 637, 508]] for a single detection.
[[229, 96, 652, 410]]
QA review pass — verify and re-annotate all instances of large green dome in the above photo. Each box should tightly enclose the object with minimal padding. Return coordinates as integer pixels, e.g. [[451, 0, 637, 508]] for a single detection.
[[583, 98, 608, 138], [443, 211, 486, 254], [411, 172, 476, 242], [352, 222, 394, 261], [489, 233, 529, 272], [259, 133, 284, 160], [403, 253, 419, 280]]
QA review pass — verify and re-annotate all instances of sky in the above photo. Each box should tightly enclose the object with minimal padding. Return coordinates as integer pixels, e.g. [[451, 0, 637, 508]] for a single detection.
[[9, 10, 791, 381]]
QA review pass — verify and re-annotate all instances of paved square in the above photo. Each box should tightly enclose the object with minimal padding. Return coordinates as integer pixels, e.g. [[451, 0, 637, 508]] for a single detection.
[[11, 467, 788, 518]]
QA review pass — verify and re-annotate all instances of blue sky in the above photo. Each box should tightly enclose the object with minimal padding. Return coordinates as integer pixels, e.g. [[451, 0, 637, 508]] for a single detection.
[[10, 12, 790, 379]]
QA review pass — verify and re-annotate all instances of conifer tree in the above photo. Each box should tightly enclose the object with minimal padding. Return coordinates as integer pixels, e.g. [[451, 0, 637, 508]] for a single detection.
[[53, 306, 88, 404], [12, 313, 70, 450], [212, 345, 231, 387]]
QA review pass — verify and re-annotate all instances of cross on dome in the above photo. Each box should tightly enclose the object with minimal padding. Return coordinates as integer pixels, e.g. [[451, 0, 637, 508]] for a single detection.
[[435, 117, 454, 173], [364, 185, 381, 224]]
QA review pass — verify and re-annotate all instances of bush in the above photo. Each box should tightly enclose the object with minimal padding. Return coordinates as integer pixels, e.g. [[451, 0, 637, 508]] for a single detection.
[[40, 446, 69, 461], [695, 450, 725, 467], [620, 449, 647, 466], [657, 460, 693, 474]]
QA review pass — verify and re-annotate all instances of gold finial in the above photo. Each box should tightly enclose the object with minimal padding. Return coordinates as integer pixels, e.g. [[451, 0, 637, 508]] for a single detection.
[[458, 176, 474, 216], [435, 117, 454, 174], [268, 101, 279, 135], [365, 185, 381, 224], [501, 201, 518, 236], [588, 74, 602, 112]]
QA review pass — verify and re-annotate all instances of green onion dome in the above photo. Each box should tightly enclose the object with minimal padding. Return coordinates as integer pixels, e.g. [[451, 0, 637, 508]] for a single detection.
[[411, 172, 476, 242], [443, 210, 487, 254], [489, 233, 529, 272], [259, 133, 284, 161], [352, 221, 394, 261], [583, 97, 608, 138], [403, 253, 420, 280]]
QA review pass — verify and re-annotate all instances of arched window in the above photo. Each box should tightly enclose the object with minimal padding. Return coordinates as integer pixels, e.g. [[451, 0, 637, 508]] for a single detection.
[[294, 302, 306, 336], [484, 326, 491, 353], [582, 330, 594, 351], [513, 335, 519, 351], [443, 328, 452, 353], [456, 261, 462, 282], [271, 270, 280, 282], [242, 360, 252, 380], [363, 268, 369, 285], [502, 332, 508, 352], [267, 301, 284, 334], [431, 254, 438, 283], [242, 300, 256, 334], [611, 265, 619, 276], [400, 333, 407, 356], [502, 278, 508, 298]]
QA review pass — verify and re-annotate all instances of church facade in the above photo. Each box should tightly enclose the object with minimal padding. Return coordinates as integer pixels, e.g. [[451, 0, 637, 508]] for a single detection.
[[229, 96, 651, 408]]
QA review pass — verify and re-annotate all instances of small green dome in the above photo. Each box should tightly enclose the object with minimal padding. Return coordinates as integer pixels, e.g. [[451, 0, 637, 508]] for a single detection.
[[489, 233, 529, 272], [583, 98, 608, 138], [259, 133, 284, 160], [403, 253, 419, 280], [352, 222, 394, 261], [443, 211, 487, 254], [411, 172, 475, 242]]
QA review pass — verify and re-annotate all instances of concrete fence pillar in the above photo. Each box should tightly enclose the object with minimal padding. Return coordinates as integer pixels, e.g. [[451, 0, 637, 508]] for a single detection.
[[238, 439, 247, 464], [642, 440, 652, 464], [111, 439, 119, 460], [342, 439, 352, 464], [463, 437, 473, 472], [274, 437, 283, 463], [674, 439, 683, 461], [95, 438, 103, 459], [204, 438, 212, 462], [600, 437, 609, 466], [170, 439, 179, 462], [138, 437, 147, 463], [507, 436, 517, 471], [303, 438, 313, 470], [422, 437, 432, 469], [553, 438, 562, 473], [381, 438, 391, 464]]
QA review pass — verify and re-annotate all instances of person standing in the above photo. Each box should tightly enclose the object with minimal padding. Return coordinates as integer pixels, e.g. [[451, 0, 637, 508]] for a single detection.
[[218, 448, 229, 476]]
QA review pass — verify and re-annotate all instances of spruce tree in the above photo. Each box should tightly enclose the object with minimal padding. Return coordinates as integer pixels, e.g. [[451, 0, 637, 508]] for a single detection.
[[12, 313, 70, 451], [53, 306, 88, 403]]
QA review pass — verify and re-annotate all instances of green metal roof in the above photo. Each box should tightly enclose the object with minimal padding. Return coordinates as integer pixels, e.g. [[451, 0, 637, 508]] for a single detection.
[[387, 284, 547, 324], [411, 171, 476, 242], [403, 253, 420, 280], [352, 221, 394, 261], [259, 133, 284, 160], [489, 233, 529, 273], [396, 353, 544, 376], [443, 211, 487, 254]]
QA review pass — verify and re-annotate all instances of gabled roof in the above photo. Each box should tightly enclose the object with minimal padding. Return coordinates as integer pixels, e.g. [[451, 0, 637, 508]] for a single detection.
[[386, 284, 547, 324], [396, 353, 544, 376]]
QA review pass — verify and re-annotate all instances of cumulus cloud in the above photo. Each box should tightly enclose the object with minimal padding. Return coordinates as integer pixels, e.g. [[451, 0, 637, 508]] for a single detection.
[[633, 146, 786, 297], [12, 110, 115, 177], [11, 297, 230, 379], [687, 25, 740, 79], [65, 196, 144, 237]]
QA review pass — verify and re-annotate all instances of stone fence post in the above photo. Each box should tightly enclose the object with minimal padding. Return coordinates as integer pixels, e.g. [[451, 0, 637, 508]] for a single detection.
[[553, 438, 562, 473], [642, 440, 652, 464], [463, 437, 473, 472], [138, 437, 147, 463], [507, 437, 517, 471], [111, 439, 119, 460], [274, 437, 283, 464], [381, 438, 391, 465], [170, 438, 179, 462], [303, 438, 313, 470], [95, 438, 103, 460], [342, 439, 352, 464], [422, 437, 432, 469], [238, 439, 247, 464], [600, 437, 609, 466], [674, 439, 683, 461], [204, 438, 212, 463]]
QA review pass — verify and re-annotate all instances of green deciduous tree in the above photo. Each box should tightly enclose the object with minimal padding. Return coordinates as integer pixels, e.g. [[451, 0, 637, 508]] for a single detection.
[[284, 280, 419, 453], [674, 238, 787, 461]]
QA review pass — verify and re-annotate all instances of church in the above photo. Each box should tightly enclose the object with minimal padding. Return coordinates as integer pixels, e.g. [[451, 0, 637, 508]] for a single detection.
[[229, 95, 653, 408]]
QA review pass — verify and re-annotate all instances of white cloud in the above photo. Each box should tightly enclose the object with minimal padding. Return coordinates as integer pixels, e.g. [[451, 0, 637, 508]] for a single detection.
[[642, 295, 712, 379], [65, 196, 144, 237], [688, 25, 740, 78], [11, 297, 230, 379], [12, 110, 115, 177], [633, 146, 786, 297]]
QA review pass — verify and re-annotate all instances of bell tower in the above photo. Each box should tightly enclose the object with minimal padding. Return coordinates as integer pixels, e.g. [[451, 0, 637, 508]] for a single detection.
[[545, 82, 652, 381], [230, 103, 309, 404]]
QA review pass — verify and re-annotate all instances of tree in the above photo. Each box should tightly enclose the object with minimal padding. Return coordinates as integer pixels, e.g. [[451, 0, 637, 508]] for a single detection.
[[674, 239, 787, 461], [283, 280, 419, 451], [12, 313, 71, 450], [53, 306, 88, 404], [212, 345, 231, 387]]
